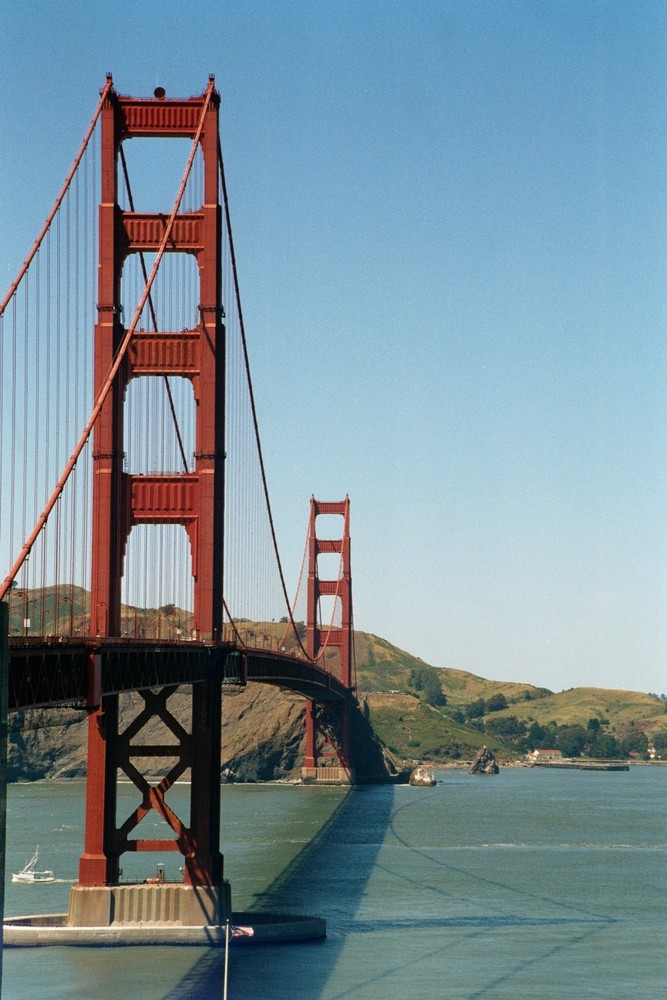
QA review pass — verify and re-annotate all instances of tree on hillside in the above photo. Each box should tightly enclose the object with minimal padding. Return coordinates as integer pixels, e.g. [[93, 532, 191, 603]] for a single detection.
[[588, 732, 619, 759], [408, 666, 447, 707], [485, 693, 508, 713], [465, 698, 485, 719], [525, 721, 547, 747], [617, 724, 648, 757], [555, 725, 587, 757], [422, 673, 447, 707], [486, 715, 526, 738], [587, 718, 601, 737], [542, 722, 560, 748], [408, 667, 424, 691]]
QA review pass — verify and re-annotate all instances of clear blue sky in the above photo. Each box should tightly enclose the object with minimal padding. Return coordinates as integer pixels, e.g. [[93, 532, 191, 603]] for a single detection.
[[1, 1, 666, 695]]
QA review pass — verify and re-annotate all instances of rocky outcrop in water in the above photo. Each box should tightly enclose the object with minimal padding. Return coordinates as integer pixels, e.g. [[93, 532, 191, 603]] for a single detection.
[[469, 746, 499, 775]]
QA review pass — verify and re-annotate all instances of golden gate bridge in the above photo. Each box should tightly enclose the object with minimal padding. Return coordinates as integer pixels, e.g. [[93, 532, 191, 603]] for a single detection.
[[0, 76, 366, 936]]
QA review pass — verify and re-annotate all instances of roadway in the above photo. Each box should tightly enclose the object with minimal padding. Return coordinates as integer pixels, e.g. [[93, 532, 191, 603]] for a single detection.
[[7, 637, 350, 712]]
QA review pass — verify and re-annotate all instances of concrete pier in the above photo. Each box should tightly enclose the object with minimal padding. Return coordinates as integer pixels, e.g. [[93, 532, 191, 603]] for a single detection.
[[4, 873, 325, 947], [3, 907, 326, 947]]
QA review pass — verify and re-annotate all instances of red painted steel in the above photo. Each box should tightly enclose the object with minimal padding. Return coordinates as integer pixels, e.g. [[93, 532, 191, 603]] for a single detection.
[[89, 78, 223, 643], [0, 79, 213, 603], [305, 497, 354, 769], [118, 96, 205, 137], [80, 78, 225, 888], [122, 212, 204, 253], [127, 330, 200, 376]]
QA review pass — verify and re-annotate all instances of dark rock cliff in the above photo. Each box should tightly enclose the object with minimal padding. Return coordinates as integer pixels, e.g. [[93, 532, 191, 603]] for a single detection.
[[8, 682, 396, 783]]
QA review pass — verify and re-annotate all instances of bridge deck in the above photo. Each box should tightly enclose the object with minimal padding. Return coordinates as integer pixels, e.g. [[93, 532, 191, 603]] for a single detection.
[[7, 638, 349, 712]]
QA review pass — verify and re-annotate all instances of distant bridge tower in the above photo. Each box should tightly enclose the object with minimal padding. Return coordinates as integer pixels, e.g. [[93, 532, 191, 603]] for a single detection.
[[303, 497, 355, 783], [78, 78, 226, 909]]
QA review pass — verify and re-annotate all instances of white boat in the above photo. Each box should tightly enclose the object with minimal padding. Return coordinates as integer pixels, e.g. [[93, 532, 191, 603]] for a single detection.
[[12, 846, 55, 883], [409, 765, 436, 787]]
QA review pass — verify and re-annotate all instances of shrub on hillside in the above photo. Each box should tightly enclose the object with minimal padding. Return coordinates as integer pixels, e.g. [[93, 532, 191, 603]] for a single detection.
[[485, 693, 508, 713], [465, 699, 485, 719], [485, 715, 526, 737]]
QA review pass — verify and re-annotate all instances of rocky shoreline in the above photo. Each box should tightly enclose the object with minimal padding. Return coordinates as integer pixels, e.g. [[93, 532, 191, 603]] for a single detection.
[[8, 683, 662, 784]]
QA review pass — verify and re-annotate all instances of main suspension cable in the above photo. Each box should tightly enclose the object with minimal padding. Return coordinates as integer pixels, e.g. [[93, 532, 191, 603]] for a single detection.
[[0, 79, 215, 601], [0, 75, 113, 319], [218, 137, 311, 662]]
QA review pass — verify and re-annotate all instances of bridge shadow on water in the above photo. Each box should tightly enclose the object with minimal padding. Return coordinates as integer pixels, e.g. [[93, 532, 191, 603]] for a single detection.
[[158, 783, 394, 1000], [157, 776, 618, 1000]]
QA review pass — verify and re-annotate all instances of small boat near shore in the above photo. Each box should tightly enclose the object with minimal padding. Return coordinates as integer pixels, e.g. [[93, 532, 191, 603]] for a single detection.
[[409, 765, 436, 786], [12, 846, 55, 884]]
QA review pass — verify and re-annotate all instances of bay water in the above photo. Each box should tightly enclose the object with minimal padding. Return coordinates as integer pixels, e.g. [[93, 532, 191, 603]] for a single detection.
[[2, 766, 665, 999]]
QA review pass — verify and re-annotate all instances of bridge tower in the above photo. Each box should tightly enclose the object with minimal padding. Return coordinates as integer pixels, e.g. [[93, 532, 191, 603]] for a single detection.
[[303, 497, 355, 783], [76, 78, 226, 918]]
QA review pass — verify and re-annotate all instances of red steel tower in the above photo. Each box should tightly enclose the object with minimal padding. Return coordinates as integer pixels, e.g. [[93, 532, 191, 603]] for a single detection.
[[79, 78, 225, 895], [304, 497, 354, 781]]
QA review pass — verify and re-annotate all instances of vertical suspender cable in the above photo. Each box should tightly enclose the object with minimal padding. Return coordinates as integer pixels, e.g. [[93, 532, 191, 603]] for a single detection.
[[0, 79, 216, 601], [218, 140, 310, 660], [119, 146, 189, 474], [0, 76, 113, 320]]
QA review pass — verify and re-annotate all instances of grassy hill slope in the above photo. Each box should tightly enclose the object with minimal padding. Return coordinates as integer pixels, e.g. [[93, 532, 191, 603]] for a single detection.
[[359, 691, 506, 762], [354, 631, 667, 760], [355, 632, 550, 704], [483, 686, 666, 735]]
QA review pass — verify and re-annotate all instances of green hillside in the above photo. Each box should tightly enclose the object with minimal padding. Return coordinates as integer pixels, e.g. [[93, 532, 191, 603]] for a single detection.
[[359, 691, 507, 763], [355, 632, 550, 704], [482, 686, 666, 732], [354, 631, 667, 762]]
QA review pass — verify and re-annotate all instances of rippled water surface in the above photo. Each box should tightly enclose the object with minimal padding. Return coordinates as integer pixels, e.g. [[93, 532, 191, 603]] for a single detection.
[[3, 766, 666, 999]]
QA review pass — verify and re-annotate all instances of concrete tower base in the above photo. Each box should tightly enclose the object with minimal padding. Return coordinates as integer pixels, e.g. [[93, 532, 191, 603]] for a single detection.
[[66, 882, 231, 928], [301, 766, 354, 785]]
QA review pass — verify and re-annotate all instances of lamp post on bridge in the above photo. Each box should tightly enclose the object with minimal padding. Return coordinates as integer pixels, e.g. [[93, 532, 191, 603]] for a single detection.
[[60, 595, 74, 636], [11, 589, 30, 637]]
